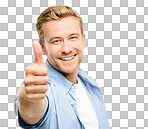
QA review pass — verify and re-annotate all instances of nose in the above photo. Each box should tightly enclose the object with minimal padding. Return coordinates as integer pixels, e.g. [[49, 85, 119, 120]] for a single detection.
[[61, 40, 72, 54]]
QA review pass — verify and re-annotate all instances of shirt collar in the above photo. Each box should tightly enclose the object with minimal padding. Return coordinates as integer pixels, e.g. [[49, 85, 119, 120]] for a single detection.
[[78, 67, 98, 87]]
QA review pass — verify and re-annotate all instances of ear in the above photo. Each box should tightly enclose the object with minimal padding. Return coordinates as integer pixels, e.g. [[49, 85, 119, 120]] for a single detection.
[[39, 41, 47, 55], [82, 34, 86, 49]]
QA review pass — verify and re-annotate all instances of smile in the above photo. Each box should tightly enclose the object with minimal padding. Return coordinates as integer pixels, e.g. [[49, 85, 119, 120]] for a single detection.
[[59, 54, 76, 61]]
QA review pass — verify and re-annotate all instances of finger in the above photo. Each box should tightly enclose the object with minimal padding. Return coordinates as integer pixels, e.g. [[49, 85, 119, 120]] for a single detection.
[[32, 41, 45, 65], [25, 63, 48, 76], [24, 76, 49, 85], [26, 93, 46, 101], [25, 85, 48, 93]]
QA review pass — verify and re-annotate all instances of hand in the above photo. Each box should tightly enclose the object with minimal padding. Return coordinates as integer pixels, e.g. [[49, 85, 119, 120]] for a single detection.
[[24, 41, 49, 102]]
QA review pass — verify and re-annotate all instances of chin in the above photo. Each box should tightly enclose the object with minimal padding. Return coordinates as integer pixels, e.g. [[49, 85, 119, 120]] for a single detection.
[[60, 67, 78, 75]]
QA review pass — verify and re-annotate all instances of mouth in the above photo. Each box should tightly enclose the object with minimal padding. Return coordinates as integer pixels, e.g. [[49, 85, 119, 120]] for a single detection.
[[59, 54, 77, 61]]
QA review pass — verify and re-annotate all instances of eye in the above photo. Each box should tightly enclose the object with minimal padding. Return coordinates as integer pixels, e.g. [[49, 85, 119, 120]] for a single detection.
[[70, 36, 78, 40], [52, 40, 60, 43]]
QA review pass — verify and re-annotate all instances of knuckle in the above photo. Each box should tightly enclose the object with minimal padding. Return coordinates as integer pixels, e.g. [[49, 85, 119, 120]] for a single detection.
[[26, 94, 32, 100], [25, 86, 31, 93], [24, 78, 29, 85], [43, 67, 48, 75], [44, 76, 49, 83], [44, 85, 48, 91], [25, 63, 35, 74], [24, 77, 32, 85], [25, 67, 32, 74], [41, 93, 46, 99], [45, 68, 48, 75]]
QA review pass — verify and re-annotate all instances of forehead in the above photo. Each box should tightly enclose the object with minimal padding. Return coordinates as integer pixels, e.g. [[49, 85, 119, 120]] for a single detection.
[[43, 16, 81, 38]]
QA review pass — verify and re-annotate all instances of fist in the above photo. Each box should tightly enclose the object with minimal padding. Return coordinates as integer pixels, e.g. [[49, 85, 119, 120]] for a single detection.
[[24, 41, 49, 102]]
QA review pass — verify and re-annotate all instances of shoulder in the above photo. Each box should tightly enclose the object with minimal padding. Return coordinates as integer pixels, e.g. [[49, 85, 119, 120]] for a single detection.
[[78, 67, 98, 87]]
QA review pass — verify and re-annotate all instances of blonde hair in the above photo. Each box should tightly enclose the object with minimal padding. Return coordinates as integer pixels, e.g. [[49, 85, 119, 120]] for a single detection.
[[36, 5, 83, 45]]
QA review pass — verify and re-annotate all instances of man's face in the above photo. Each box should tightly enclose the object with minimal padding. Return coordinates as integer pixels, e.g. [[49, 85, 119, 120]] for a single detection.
[[42, 16, 86, 76]]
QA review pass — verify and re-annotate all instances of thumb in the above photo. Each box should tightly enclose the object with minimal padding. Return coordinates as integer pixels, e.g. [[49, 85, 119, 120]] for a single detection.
[[32, 41, 45, 65]]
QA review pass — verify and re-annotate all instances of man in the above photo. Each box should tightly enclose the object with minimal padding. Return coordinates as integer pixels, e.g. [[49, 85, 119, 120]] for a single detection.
[[14, 5, 110, 129]]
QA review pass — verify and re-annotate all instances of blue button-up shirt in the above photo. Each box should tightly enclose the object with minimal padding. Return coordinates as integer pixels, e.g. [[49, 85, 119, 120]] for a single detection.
[[14, 60, 110, 129]]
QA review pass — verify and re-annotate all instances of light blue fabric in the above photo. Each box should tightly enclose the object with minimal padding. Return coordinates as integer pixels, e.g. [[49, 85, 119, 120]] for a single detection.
[[14, 60, 110, 129]]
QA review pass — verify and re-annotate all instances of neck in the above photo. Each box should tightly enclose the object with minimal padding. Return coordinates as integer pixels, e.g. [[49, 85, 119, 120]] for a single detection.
[[62, 70, 78, 84]]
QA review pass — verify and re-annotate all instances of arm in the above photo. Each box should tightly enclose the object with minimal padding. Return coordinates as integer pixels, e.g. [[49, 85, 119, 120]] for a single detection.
[[17, 41, 49, 125], [17, 85, 48, 125]]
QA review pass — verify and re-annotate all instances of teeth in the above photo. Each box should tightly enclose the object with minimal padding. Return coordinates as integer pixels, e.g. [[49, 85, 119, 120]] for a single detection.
[[60, 56, 75, 61]]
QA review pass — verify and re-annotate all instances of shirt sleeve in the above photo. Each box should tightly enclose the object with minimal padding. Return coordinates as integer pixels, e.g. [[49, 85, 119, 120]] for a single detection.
[[18, 96, 49, 129]]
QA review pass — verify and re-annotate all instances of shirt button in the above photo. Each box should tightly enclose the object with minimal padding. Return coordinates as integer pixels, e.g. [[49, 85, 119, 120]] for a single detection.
[[71, 86, 74, 89]]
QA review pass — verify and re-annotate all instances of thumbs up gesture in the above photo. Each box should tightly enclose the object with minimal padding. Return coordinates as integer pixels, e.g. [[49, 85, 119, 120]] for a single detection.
[[24, 41, 49, 102]]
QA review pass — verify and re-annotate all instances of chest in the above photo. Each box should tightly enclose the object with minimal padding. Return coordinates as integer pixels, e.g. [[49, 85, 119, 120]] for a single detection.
[[73, 82, 100, 129], [48, 81, 109, 129]]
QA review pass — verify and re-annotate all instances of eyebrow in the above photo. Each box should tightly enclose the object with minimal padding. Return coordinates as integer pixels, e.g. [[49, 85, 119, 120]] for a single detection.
[[69, 33, 80, 36], [48, 33, 80, 43]]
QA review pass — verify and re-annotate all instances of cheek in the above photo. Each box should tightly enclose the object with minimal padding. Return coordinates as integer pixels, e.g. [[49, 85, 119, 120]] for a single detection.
[[47, 45, 60, 57], [77, 39, 85, 50], [75, 43, 84, 52]]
